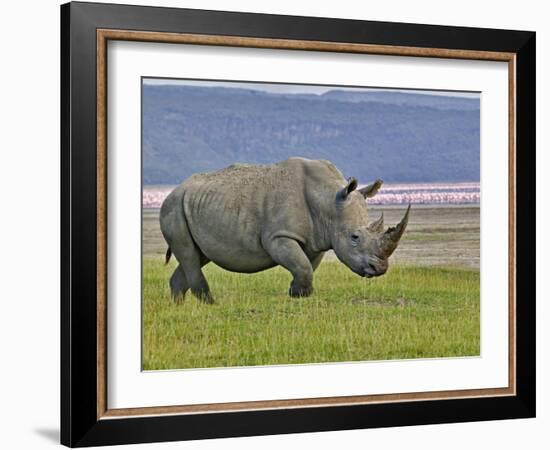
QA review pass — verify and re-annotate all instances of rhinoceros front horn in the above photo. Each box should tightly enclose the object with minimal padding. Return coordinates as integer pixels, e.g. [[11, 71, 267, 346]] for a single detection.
[[379, 204, 411, 257]]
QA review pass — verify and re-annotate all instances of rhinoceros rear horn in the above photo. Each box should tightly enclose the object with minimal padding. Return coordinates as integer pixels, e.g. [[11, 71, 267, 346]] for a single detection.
[[368, 213, 384, 233], [379, 204, 411, 257]]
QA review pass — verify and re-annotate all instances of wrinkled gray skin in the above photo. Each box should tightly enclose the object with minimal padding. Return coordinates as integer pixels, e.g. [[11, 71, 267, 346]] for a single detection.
[[160, 157, 410, 303]]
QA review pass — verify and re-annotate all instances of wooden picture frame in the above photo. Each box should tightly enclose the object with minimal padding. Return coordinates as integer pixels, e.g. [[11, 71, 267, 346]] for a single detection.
[[61, 1, 535, 447]]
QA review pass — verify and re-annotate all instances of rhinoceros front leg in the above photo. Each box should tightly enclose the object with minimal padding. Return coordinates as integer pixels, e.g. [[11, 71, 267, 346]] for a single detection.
[[310, 252, 325, 272], [266, 237, 314, 297]]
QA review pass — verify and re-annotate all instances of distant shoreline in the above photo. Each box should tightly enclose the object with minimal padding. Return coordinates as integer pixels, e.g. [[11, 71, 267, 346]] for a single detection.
[[142, 182, 481, 209]]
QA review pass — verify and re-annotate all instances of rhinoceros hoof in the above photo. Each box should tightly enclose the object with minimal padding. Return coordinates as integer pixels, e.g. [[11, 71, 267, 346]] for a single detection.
[[171, 293, 186, 304], [289, 284, 313, 297], [197, 293, 215, 304]]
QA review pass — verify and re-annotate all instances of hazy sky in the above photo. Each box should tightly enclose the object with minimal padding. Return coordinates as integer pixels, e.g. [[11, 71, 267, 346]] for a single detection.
[[143, 78, 480, 98]]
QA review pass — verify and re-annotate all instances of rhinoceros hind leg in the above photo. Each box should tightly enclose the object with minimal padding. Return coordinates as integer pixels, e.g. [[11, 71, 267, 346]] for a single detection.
[[169, 265, 189, 302], [189, 274, 214, 304], [161, 205, 214, 303], [168, 257, 212, 303], [265, 237, 314, 297], [178, 252, 213, 304]]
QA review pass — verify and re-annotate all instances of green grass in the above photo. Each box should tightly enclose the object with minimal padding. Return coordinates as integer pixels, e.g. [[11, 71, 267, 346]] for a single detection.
[[143, 257, 480, 370]]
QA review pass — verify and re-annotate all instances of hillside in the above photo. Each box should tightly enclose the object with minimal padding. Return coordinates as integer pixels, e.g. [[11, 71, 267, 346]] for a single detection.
[[142, 85, 480, 185]]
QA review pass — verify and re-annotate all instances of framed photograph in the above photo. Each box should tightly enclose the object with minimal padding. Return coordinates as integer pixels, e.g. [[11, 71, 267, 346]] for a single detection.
[[61, 1, 535, 447]]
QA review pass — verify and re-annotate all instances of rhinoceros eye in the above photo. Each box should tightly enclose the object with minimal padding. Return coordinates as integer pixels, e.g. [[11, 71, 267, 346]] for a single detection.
[[351, 234, 360, 244]]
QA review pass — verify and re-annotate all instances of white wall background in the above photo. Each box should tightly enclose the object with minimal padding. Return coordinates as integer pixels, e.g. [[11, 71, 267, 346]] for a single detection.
[[0, 0, 546, 448]]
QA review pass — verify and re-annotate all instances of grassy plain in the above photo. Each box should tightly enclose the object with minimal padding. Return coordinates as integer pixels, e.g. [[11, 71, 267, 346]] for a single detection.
[[142, 205, 480, 370]]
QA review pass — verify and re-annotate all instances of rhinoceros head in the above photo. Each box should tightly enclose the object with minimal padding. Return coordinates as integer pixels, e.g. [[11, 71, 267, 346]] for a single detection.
[[331, 177, 410, 278]]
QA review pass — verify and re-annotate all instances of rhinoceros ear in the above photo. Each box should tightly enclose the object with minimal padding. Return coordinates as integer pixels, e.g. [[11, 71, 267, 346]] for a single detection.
[[359, 179, 383, 198], [337, 177, 358, 201]]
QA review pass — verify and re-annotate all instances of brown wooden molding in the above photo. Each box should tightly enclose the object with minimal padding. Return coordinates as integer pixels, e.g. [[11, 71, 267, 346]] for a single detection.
[[97, 29, 515, 61]]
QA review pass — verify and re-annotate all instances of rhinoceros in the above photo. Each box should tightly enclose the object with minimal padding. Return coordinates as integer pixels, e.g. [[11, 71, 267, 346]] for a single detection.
[[160, 157, 409, 302]]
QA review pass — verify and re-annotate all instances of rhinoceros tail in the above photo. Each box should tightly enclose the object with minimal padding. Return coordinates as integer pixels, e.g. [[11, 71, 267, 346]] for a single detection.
[[165, 247, 172, 265]]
